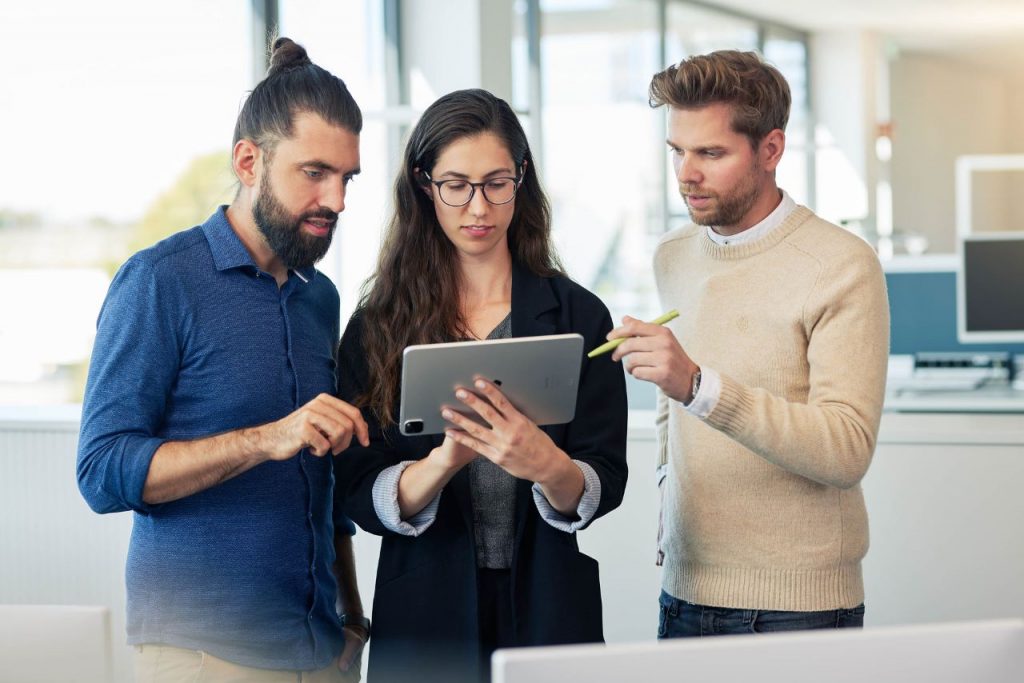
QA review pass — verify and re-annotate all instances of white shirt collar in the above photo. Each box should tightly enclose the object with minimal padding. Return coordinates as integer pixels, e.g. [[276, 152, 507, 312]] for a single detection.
[[705, 189, 796, 246]]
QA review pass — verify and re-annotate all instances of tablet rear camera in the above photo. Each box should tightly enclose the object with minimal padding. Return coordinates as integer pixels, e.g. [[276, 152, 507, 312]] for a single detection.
[[403, 419, 424, 434]]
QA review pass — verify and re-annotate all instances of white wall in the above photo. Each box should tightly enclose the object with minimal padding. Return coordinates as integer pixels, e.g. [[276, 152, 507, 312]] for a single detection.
[[401, 0, 514, 108], [1008, 80, 1024, 231], [889, 54, 1019, 252], [0, 412, 133, 683]]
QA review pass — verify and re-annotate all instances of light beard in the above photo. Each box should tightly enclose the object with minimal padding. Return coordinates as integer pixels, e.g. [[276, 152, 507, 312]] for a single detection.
[[252, 173, 337, 270], [681, 164, 761, 229]]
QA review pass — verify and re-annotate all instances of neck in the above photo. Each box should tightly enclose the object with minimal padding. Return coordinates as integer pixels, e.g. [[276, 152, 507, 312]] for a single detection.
[[457, 247, 513, 313], [226, 197, 288, 284]]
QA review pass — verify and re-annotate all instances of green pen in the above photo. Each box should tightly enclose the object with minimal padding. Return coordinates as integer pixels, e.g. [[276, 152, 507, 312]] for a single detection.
[[587, 309, 680, 358]]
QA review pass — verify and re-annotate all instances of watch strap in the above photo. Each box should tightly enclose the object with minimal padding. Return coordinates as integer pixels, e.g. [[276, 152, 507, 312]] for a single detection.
[[339, 613, 371, 642], [688, 368, 702, 405]]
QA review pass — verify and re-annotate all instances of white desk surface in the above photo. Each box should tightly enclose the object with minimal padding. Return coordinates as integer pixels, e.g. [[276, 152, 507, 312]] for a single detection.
[[884, 385, 1024, 414], [628, 403, 1024, 446]]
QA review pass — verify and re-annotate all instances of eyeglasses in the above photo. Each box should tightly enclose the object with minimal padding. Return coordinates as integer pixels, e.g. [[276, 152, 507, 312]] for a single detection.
[[422, 172, 521, 207]]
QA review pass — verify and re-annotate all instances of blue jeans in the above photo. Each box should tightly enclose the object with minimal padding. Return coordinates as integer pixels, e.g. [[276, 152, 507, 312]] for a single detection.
[[657, 590, 865, 638]]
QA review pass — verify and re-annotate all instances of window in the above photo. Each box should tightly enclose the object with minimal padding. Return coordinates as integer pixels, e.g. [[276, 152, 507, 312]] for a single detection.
[[0, 0, 249, 405], [530, 0, 665, 323], [279, 0, 395, 320], [1, 0, 394, 406], [764, 31, 813, 207], [516, 0, 813, 409]]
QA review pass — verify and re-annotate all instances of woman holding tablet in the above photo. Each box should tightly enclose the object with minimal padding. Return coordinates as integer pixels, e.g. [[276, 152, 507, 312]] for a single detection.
[[334, 89, 627, 683]]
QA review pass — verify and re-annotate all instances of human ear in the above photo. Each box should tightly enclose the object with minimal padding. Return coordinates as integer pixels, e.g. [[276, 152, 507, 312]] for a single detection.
[[233, 139, 260, 188], [760, 129, 786, 172], [413, 167, 433, 198]]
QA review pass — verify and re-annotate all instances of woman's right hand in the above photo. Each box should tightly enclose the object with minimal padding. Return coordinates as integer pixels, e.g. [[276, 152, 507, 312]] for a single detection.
[[396, 434, 477, 520], [430, 433, 478, 471]]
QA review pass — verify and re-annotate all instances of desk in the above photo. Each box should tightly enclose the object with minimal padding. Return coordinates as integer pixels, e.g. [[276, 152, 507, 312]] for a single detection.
[[861, 412, 1024, 627], [885, 385, 1024, 413]]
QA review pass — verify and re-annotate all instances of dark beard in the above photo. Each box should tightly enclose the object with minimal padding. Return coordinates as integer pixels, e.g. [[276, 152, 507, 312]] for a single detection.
[[252, 173, 337, 270]]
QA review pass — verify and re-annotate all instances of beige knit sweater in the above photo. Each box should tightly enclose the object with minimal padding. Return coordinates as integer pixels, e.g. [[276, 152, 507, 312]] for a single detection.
[[654, 206, 889, 611]]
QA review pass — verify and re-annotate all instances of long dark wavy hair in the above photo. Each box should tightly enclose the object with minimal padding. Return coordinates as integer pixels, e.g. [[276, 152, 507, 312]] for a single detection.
[[356, 88, 564, 427]]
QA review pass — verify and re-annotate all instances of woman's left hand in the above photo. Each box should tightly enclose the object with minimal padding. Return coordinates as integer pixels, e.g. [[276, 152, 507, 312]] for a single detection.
[[441, 377, 564, 484]]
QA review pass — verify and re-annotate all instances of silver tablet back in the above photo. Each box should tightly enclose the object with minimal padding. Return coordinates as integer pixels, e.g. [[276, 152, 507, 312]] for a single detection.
[[399, 333, 584, 436]]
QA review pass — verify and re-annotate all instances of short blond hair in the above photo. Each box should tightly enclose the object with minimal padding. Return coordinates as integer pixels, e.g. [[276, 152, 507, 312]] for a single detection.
[[649, 50, 790, 146]]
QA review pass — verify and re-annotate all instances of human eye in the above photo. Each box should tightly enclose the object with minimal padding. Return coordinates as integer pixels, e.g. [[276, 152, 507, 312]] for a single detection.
[[444, 181, 469, 191], [304, 168, 323, 179], [486, 179, 512, 190], [343, 173, 356, 186]]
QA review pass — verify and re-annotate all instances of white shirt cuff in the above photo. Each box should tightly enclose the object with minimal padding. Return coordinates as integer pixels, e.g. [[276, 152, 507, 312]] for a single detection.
[[679, 366, 721, 419], [372, 461, 440, 536], [531, 460, 602, 533]]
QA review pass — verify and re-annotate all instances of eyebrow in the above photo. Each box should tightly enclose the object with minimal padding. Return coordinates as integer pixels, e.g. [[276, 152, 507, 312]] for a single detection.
[[435, 167, 515, 180], [665, 140, 725, 154], [298, 160, 361, 176]]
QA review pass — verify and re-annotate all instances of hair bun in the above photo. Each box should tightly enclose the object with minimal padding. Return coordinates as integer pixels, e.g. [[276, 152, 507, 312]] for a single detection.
[[268, 37, 311, 75]]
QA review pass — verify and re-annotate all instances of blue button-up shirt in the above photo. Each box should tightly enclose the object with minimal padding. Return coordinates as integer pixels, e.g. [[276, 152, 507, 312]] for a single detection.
[[77, 207, 353, 670]]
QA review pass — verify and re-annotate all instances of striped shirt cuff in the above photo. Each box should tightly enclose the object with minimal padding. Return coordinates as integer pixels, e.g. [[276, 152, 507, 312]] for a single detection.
[[372, 461, 441, 536], [532, 460, 601, 533]]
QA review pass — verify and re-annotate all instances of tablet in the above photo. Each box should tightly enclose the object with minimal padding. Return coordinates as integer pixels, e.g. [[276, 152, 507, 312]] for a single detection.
[[399, 333, 584, 436]]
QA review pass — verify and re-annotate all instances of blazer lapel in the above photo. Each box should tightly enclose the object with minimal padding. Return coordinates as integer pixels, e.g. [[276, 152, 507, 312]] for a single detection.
[[510, 263, 559, 338], [508, 264, 565, 565]]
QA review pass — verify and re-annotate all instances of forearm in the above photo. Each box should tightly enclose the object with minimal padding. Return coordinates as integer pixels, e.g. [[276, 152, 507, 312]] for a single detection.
[[396, 451, 461, 519], [706, 374, 882, 488], [536, 449, 585, 517], [333, 534, 364, 617], [142, 426, 269, 504]]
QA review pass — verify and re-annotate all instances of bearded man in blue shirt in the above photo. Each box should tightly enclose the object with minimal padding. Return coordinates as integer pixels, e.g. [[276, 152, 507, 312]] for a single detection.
[[77, 38, 372, 682]]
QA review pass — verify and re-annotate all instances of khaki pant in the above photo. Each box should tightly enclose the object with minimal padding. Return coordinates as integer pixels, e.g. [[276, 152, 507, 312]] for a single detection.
[[134, 644, 361, 683]]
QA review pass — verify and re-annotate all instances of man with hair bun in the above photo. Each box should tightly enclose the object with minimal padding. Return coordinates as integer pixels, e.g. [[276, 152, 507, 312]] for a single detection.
[[78, 38, 371, 681], [606, 50, 889, 636]]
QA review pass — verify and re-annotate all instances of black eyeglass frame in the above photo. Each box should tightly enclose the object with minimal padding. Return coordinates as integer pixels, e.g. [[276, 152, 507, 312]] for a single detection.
[[421, 171, 523, 207]]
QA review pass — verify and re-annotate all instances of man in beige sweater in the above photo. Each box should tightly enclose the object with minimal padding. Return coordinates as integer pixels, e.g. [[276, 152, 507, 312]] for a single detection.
[[607, 50, 889, 636]]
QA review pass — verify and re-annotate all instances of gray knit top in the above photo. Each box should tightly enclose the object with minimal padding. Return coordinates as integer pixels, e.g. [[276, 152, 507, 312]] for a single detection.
[[470, 313, 516, 568]]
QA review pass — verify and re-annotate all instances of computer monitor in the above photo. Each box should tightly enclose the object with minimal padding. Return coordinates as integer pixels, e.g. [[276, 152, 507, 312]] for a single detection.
[[492, 619, 1024, 683], [957, 232, 1024, 344]]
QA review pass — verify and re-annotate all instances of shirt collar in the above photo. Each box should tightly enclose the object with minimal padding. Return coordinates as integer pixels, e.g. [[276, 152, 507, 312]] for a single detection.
[[706, 189, 796, 247], [201, 205, 317, 282]]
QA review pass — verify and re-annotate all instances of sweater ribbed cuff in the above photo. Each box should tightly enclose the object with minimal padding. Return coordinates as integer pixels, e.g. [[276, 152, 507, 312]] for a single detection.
[[703, 372, 755, 438]]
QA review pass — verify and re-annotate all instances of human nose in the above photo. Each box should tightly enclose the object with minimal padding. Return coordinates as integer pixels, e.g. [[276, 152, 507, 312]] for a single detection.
[[675, 153, 702, 185], [467, 183, 489, 216], [322, 177, 347, 214]]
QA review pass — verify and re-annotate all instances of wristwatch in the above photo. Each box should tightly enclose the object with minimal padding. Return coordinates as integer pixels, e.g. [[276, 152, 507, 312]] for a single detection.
[[339, 613, 371, 642], [687, 367, 702, 405]]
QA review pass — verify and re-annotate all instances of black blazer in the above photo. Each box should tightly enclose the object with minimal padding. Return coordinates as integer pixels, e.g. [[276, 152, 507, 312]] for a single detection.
[[334, 265, 628, 683]]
